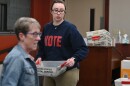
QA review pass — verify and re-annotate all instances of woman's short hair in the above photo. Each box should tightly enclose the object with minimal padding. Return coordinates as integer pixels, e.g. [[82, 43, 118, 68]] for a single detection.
[[14, 17, 41, 40]]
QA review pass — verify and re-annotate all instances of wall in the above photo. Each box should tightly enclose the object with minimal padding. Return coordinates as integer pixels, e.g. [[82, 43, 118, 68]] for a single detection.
[[0, 0, 51, 61], [7, 0, 30, 30], [31, 0, 51, 30], [109, 0, 130, 40], [65, 0, 104, 37], [0, 35, 17, 62]]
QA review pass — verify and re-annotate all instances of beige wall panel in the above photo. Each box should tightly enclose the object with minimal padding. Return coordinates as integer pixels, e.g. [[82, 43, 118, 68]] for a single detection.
[[65, 0, 104, 37], [109, 0, 130, 41]]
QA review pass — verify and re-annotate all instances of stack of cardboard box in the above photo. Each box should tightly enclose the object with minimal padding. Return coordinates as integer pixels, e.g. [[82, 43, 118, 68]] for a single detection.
[[86, 29, 113, 46]]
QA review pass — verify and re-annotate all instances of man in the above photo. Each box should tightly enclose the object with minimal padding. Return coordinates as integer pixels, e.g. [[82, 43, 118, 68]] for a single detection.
[[37, 0, 89, 86], [0, 17, 41, 86]]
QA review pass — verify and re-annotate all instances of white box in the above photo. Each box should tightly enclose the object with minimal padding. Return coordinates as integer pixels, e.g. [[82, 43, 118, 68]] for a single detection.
[[37, 61, 67, 77], [115, 78, 130, 86], [86, 29, 113, 46]]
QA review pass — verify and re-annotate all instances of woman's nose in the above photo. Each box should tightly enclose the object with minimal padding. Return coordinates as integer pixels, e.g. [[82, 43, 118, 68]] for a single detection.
[[36, 35, 41, 41]]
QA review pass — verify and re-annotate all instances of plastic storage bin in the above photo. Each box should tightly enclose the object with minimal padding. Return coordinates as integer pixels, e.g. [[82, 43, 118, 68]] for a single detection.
[[37, 61, 67, 77], [114, 78, 130, 86]]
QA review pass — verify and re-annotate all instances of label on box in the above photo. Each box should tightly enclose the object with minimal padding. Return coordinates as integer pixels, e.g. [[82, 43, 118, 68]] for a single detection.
[[121, 69, 130, 78]]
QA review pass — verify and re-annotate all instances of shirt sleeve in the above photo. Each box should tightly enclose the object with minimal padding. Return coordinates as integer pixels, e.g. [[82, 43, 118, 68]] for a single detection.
[[69, 25, 89, 62], [1, 56, 23, 86]]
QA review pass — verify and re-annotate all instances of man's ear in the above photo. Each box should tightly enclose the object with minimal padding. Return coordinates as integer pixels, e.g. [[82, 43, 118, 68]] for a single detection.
[[19, 33, 25, 41]]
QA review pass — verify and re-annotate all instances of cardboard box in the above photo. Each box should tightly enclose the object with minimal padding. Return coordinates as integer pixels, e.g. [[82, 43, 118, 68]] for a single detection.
[[86, 29, 113, 46], [121, 60, 130, 78]]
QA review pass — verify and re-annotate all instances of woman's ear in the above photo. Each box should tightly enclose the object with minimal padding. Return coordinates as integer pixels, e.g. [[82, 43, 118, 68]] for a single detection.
[[19, 32, 25, 42], [50, 10, 53, 14]]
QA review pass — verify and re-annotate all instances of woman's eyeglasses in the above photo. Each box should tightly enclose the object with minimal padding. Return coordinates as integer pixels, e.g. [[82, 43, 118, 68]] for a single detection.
[[52, 9, 65, 14], [27, 32, 42, 37]]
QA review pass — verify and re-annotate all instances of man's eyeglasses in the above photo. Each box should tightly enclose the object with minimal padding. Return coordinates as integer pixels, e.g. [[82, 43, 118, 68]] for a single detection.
[[52, 9, 65, 14], [27, 32, 42, 37]]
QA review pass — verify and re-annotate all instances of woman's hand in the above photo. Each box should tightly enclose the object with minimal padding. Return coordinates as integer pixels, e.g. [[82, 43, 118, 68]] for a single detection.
[[65, 57, 75, 67]]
